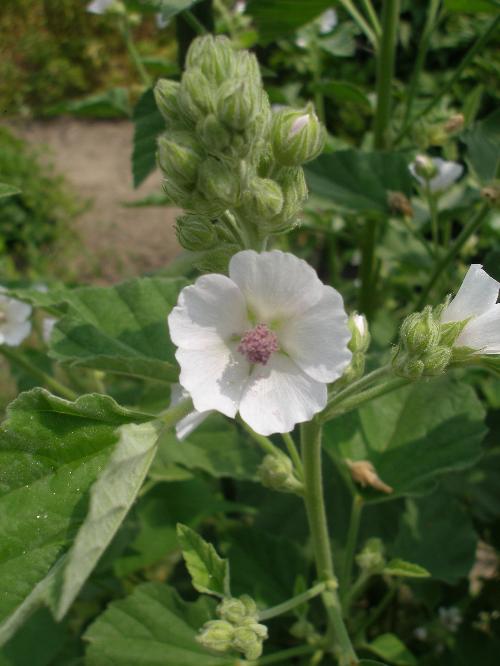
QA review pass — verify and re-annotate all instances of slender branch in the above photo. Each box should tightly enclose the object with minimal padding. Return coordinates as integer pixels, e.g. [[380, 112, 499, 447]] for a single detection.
[[158, 397, 194, 428], [416, 203, 490, 310], [281, 432, 304, 479], [258, 582, 327, 621], [373, 0, 400, 149], [360, 0, 382, 39], [182, 9, 208, 35], [0, 345, 77, 400], [322, 377, 410, 422], [120, 17, 151, 88], [339, 0, 378, 47], [327, 365, 391, 412], [426, 184, 440, 253], [356, 583, 396, 637], [238, 417, 282, 457], [340, 495, 364, 604], [300, 420, 358, 665]]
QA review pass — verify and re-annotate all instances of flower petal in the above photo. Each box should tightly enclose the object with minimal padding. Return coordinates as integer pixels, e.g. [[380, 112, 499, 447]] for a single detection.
[[168, 274, 249, 350], [239, 353, 327, 436], [441, 264, 499, 323], [4, 298, 31, 323], [279, 285, 352, 382], [456, 304, 500, 354], [170, 383, 211, 440], [0, 320, 32, 346], [176, 343, 249, 418], [429, 159, 463, 192], [229, 250, 325, 322]]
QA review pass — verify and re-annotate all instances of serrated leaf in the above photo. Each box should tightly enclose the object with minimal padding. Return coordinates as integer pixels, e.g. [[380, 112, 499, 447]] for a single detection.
[[0, 390, 150, 643], [306, 150, 413, 214], [177, 524, 230, 597], [55, 421, 161, 620], [132, 88, 165, 188], [461, 109, 500, 182], [11, 276, 187, 384], [0, 183, 21, 200], [324, 377, 486, 502], [367, 633, 416, 666], [248, 0, 334, 43], [383, 559, 430, 578], [84, 583, 233, 665]]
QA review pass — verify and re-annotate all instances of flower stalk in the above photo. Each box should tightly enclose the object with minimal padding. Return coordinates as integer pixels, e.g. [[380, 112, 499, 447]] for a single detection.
[[258, 581, 328, 621]]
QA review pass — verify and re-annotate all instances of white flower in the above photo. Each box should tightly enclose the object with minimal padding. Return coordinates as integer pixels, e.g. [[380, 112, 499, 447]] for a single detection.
[[441, 264, 500, 354], [42, 317, 57, 344], [409, 157, 463, 193], [168, 250, 352, 436], [352, 313, 367, 338], [86, 0, 114, 14], [0, 289, 32, 347], [318, 9, 338, 34], [170, 383, 210, 441]]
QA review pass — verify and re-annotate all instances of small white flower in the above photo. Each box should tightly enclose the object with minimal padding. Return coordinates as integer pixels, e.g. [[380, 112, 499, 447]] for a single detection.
[[409, 157, 463, 193], [352, 313, 367, 338], [441, 264, 500, 354], [170, 383, 210, 441], [42, 317, 57, 344], [0, 289, 32, 347], [318, 9, 338, 34], [295, 36, 309, 49], [168, 250, 352, 436]]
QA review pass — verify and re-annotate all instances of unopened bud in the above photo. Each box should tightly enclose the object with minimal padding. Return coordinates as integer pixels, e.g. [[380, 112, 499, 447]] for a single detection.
[[393, 354, 425, 379], [186, 35, 236, 84], [195, 244, 239, 274], [157, 132, 204, 187], [197, 157, 240, 205], [347, 459, 393, 494], [356, 538, 386, 572], [423, 345, 452, 376], [272, 104, 326, 166], [348, 312, 370, 354], [216, 79, 261, 131], [178, 69, 214, 123], [413, 154, 438, 180], [154, 79, 181, 125], [242, 178, 284, 220], [234, 51, 262, 85], [232, 620, 268, 661], [197, 620, 234, 653], [399, 306, 440, 355], [388, 191, 413, 217], [162, 178, 193, 208], [444, 113, 465, 134], [258, 453, 303, 494], [217, 595, 257, 624], [175, 214, 217, 251], [197, 114, 231, 153]]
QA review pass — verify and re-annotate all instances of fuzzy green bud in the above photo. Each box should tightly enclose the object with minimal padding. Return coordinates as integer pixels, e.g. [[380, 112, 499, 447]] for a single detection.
[[234, 51, 262, 86], [197, 157, 240, 206], [216, 79, 261, 131], [217, 595, 258, 624], [158, 132, 204, 187], [272, 104, 326, 166], [413, 154, 438, 180], [197, 620, 234, 653], [196, 114, 231, 153], [154, 79, 181, 126], [195, 244, 239, 274], [392, 353, 425, 380], [175, 214, 217, 251], [399, 306, 440, 355], [178, 69, 214, 123], [162, 178, 193, 208], [242, 178, 284, 220], [258, 453, 303, 494], [356, 538, 386, 573], [423, 345, 453, 376], [186, 35, 236, 84], [232, 620, 268, 661]]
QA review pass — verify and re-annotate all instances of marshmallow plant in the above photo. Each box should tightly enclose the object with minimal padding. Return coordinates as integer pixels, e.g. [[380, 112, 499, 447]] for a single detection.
[[1, 30, 499, 666]]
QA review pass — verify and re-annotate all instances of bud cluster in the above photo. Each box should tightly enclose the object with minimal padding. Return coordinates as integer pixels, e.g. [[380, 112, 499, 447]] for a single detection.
[[257, 452, 303, 495], [197, 594, 268, 661], [356, 538, 386, 574], [154, 35, 326, 268]]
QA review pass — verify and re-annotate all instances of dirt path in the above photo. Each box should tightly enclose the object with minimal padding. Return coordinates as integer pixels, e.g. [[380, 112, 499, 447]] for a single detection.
[[8, 118, 181, 284]]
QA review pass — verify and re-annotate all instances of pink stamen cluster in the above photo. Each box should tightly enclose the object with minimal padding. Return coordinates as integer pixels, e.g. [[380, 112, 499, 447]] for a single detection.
[[238, 323, 279, 365]]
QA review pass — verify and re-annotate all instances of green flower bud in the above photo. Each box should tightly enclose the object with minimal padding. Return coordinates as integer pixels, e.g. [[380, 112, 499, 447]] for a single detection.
[[197, 157, 240, 206], [423, 345, 452, 376], [178, 69, 214, 123], [232, 621, 268, 661], [439, 319, 468, 347], [356, 538, 386, 573], [348, 312, 370, 354], [399, 306, 440, 355], [162, 178, 194, 208], [272, 104, 326, 166], [392, 353, 425, 380], [216, 79, 261, 131], [234, 51, 262, 86], [158, 132, 204, 187], [197, 620, 234, 653], [242, 178, 284, 221], [258, 453, 303, 495], [217, 595, 258, 624], [175, 214, 217, 251], [195, 244, 239, 274], [290, 618, 318, 641], [196, 114, 232, 153], [413, 154, 438, 180], [186, 35, 236, 84], [154, 79, 181, 125]]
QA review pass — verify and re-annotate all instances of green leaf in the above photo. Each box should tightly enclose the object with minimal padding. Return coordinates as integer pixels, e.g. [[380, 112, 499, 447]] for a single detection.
[[393, 489, 477, 583], [132, 88, 165, 188], [248, 0, 334, 43], [0, 389, 150, 643], [319, 24, 358, 58], [46, 88, 131, 119], [0, 183, 20, 200], [12, 276, 187, 384], [461, 109, 500, 182], [152, 415, 261, 481], [324, 377, 486, 502], [54, 421, 160, 620], [305, 150, 413, 214], [313, 80, 371, 108], [382, 559, 430, 578], [367, 633, 417, 666], [85, 583, 233, 665], [444, 0, 499, 12], [177, 524, 230, 598]]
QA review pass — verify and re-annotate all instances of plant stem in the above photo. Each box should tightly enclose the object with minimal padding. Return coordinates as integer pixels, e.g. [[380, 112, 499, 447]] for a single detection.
[[373, 0, 400, 150], [360, 0, 382, 40], [325, 365, 391, 416], [359, 217, 380, 319], [238, 417, 282, 457], [395, 14, 500, 144], [159, 397, 193, 428], [311, 40, 325, 123], [0, 345, 77, 400], [356, 583, 396, 636], [339, 0, 378, 47], [340, 495, 364, 604], [258, 582, 327, 621], [322, 377, 410, 422], [256, 645, 317, 665], [120, 17, 151, 88], [281, 432, 304, 479], [416, 202, 490, 310], [183, 9, 208, 35], [426, 184, 440, 253], [300, 420, 358, 665]]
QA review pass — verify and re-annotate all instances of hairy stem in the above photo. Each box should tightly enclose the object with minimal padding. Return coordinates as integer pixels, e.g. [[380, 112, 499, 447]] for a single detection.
[[281, 432, 304, 479], [238, 417, 283, 457], [258, 582, 327, 621], [340, 495, 364, 605], [339, 0, 378, 47], [300, 420, 358, 665], [373, 0, 400, 149], [159, 397, 194, 428], [120, 17, 151, 88], [322, 377, 411, 422]]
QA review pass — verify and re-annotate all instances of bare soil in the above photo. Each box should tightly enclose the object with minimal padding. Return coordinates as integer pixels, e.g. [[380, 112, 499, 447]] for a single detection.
[[7, 118, 181, 284]]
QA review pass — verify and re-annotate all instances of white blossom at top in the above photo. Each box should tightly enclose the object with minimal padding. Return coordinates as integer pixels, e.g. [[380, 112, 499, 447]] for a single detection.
[[168, 250, 352, 436], [86, 0, 114, 14], [441, 264, 500, 354], [170, 383, 211, 441], [409, 157, 463, 193], [318, 9, 338, 34], [352, 313, 367, 337], [0, 289, 32, 347]]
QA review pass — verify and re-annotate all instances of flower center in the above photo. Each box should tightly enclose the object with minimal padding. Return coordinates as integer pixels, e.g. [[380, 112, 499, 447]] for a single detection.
[[237, 323, 279, 365]]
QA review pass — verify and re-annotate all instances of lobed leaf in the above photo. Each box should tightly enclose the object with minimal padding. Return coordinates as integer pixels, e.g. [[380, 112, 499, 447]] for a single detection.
[[177, 524, 230, 598]]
